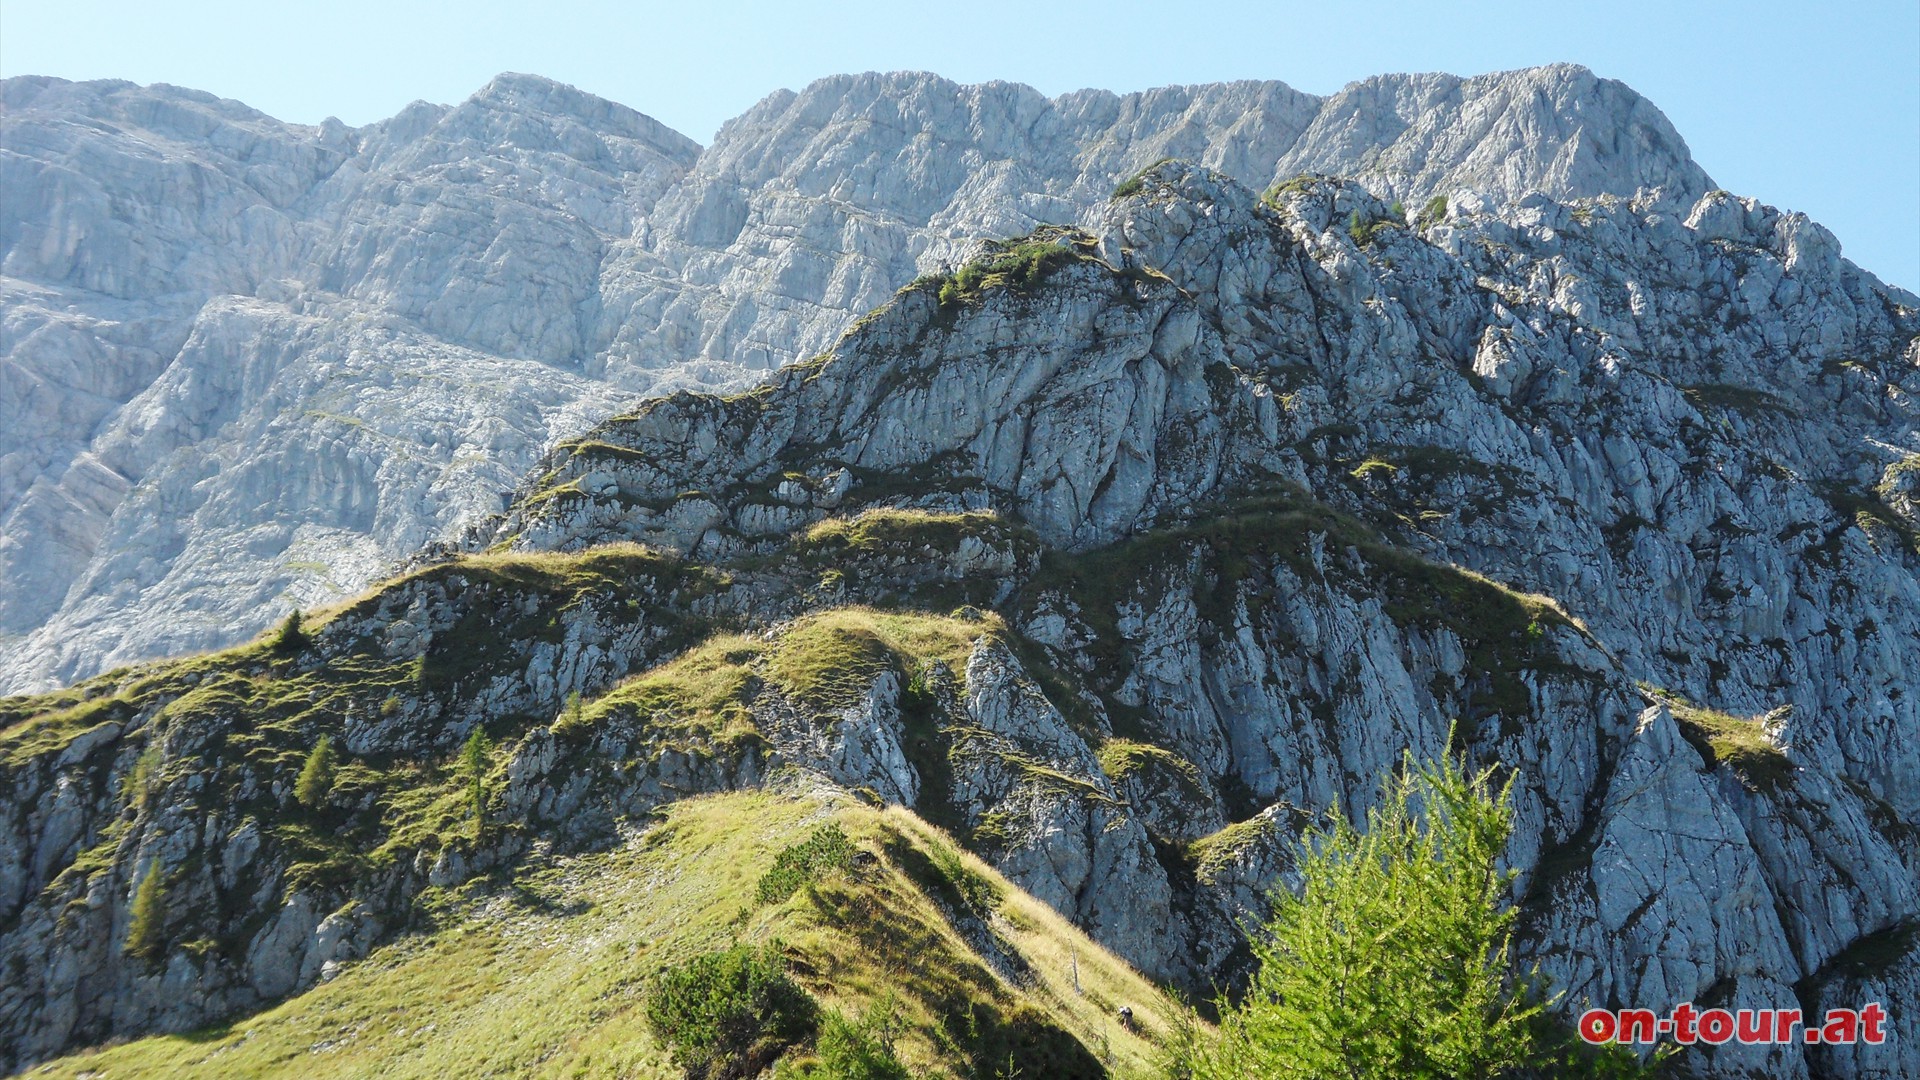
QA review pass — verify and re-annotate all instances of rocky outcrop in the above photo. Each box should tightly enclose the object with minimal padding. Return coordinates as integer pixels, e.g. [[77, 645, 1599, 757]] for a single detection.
[[0, 74, 686, 692], [3, 72, 1916, 1079], [462, 164, 1916, 1075], [1, 63, 1718, 693]]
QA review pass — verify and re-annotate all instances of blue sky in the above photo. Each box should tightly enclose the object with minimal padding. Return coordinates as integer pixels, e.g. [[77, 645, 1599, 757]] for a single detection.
[[4, 0, 1915, 288]]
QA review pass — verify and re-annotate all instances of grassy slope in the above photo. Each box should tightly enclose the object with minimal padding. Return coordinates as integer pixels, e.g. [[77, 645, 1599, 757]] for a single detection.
[[1, 494, 1666, 1078], [32, 791, 1183, 1079]]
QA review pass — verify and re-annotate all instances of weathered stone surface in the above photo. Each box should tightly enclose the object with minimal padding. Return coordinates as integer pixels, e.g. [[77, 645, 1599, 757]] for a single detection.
[[3, 67, 1916, 1080], [461, 163, 1916, 1076], [1, 63, 1718, 693]]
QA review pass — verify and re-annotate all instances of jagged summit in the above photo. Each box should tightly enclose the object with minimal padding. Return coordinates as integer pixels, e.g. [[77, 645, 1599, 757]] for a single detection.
[[0, 61, 1845, 702], [708, 62, 1708, 211], [1291, 62, 1711, 203], [451, 71, 702, 159]]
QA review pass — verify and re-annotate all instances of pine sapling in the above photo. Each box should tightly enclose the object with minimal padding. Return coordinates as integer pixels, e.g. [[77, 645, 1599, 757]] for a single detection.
[[1183, 731, 1550, 1079], [271, 608, 307, 653], [295, 734, 336, 809], [124, 858, 165, 959], [461, 727, 493, 832], [124, 736, 164, 812]]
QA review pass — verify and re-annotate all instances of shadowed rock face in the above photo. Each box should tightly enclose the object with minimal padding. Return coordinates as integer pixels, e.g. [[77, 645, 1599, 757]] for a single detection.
[[0, 63, 1718, 692]]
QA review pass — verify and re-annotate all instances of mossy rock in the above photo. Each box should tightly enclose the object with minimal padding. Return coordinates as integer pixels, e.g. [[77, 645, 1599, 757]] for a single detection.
[[1649, 687, 1797, 794]]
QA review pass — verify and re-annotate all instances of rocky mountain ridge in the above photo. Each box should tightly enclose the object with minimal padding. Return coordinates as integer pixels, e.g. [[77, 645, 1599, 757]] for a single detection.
[[0, 63, 1729, 693], [474, 167, 1919, 1076], [2, 157, 1915, 1077]]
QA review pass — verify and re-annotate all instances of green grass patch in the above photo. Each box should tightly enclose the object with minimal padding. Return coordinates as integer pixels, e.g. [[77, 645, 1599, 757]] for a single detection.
[[548, 608, 998, 811], [562, 634, 768, 747], [765, 608, 992, 717], [799, 509, 1027, 558], [930, 234, 1093, 308], [1187, 815, 1282, 886], [1096, 739, 1195, 784], [765, 616, 894, 716], [1261, 174, 1321, 207], [0, 689, 125, 768], [34, 792, 1186, 1079], [1646, 686, 1796, 793], [1095, 740, 1207, 812]]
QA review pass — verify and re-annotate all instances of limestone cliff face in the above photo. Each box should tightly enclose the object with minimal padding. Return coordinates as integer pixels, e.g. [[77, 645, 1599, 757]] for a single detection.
[[4, 68, 1916, 1079], [6, 160, 1910, 1076], [0, 74, 684, 692], [0, 64, 1714, 693], [471, 165, 1918, 1076]]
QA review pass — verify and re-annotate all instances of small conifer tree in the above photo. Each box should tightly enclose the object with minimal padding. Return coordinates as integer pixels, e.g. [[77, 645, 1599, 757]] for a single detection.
[[461, 727, 492, 830], [123, 736, 164, 811], [271, 608, 307, 653], [124, 858, 166, 959], [1186, 739, 1543, 1079], [815, 997, 910, 1080], [295, 735, 336, 809]]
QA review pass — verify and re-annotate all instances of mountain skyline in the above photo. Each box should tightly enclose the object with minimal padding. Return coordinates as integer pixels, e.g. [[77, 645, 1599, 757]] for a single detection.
[[5, 0, 1913, 289], [4, 151, 1915, 1077], [2, 50, 1916, 1077], [0, 62, 1762, 695]]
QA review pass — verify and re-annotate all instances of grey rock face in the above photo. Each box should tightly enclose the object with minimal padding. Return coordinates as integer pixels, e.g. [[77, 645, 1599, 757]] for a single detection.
[[0, 74, 690, 691], [2, 63, 1713, 692], [470, 164, 1916, 1077], [1, 160, 1915, 1078], [5, 65, 1914, 1078]]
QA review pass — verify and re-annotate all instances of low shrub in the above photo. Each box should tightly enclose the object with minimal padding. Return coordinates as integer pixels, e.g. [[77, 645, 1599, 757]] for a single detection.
[[937, 241, 1080, 306], [927, 837, 1003, 917], [1111, 157, 1173, 199], [647, 944, 819, 1080], [1348, 209, 1401, 247], [776, 998, 910, 1080], [757, 823, 857, 905]]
